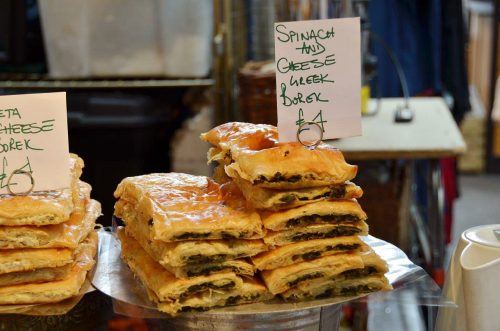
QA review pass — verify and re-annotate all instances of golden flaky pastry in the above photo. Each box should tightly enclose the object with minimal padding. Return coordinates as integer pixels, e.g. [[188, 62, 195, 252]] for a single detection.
[[201, 122, 357, 189], [0, 264, 72, 287], [155, 278, 273, 315], [0, 246, 73, 275], [263, 221, 369, 247], [231, 171, 363, 210], [251, 236, 367, 270], [114, 173, 264, 242], [0, 153, 84, 226], [261, 252, 365, 295], [118, 229, 243, 302], [0, 197, 101, 250], [0, 231, 97, 305], [281, 250, 391, 301], [122, 214, 264, 277], [261, 199, 367, 231]]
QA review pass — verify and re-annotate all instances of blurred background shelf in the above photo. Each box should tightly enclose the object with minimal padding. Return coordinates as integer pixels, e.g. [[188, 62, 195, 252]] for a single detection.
[[0, 76, 214, 89]]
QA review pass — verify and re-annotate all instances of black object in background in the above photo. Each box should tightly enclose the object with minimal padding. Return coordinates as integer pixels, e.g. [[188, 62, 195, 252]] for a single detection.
[[67, 90, 185, 221], [0, 0, 46, 73]]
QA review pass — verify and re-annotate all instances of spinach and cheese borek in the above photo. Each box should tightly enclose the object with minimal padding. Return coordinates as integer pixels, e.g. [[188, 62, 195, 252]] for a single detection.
[[230, 172, 363, 210], [252, 236, 368, 270], [116, 198, 267, 276], [263, 221, 369, 247], [260, 252, 364, 295], [280, 250, 392, 301], [118, 229, 271, 315], [114, 173, 264, 242], [201, 122, 358, 189], [260, 199, 367, 231]]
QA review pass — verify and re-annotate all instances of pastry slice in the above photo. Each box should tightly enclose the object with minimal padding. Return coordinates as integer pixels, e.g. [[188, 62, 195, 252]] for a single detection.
[[263, 221, 369, 247], [281, 250, 391, 301], [282, 275, 392, 301], [0, 264, 72, 287], [252, 236, 367, 270], [232, 172, 363, 210], [0, 247, 73, 274], [0, 153, 84, 226], [122, 208, 267, 267], [261, 199, 367, 231], [202, 122, 358, 189], [0, 197, 101, 249], [118, 229, 243, 302], [0, 231, 98, 305], [155, 278, 273, 316], [114, 173, 264, 242], [261, 252, 364, 294], [167, 259, 255, 279]]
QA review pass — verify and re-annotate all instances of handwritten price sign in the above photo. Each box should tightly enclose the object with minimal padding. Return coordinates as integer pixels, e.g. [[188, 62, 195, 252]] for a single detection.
[[274, 17, 362, 142], [0, 92, 69, 194]]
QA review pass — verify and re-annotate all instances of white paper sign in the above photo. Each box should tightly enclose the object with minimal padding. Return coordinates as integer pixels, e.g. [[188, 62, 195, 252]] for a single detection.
[[274, 17, 362, 142], [0, 92, 70, 194]]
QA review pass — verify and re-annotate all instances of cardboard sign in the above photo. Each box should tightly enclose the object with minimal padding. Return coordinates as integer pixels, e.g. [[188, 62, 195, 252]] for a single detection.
[[0, 92, 70, 194], [274, 17, 362, 142]]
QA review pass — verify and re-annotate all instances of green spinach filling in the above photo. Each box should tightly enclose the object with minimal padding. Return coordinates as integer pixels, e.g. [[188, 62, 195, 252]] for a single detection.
[[286, 214, 360, 228], [225, 294, 260, 306], [181, 281, 236, 299], [287, 272, 324, 287], [254, 172, 313, 185], [339, 266, 378, 279], [339, 284, 379, 296], [291, 244, 360, 262], [186, 265, 240, 277], [291, 226, 361, 242], [278, 185, 347, 205], [185, 254, 230, 264], [174, 232, 211, 240], [174, 231, 246, 240]]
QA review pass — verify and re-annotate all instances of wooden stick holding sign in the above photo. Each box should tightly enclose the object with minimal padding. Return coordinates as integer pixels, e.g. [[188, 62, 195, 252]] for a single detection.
[[274, 17, 362, 143]]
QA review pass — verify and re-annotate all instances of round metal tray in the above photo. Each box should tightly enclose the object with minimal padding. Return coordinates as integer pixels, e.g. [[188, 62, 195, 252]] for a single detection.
[[92, 230, 443, 330]]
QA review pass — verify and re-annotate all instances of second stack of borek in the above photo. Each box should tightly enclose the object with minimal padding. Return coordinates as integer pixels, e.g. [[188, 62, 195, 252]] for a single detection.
[[113, 173, 272, 315], [202, 122, 391, 301]]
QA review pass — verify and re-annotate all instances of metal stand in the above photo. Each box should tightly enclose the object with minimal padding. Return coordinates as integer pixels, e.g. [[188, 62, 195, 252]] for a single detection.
[[163, 304, 342, 331]]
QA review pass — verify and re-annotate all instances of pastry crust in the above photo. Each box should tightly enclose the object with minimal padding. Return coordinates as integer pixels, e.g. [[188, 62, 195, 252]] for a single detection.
[[263, 221, 369, 247], [0, 264, 72, 287], [280, 250, 391, 300], [122, 211, 266, 273], [0, 247, 73, 274], [202, 122, 358, 189], [0, 197, 101, 249], [282, 275, 392, 301], [252, 236, 368, 270], [261, 253, 364, 294], [0, 154, 84, 226], [201, 122, 278, 158], [261, 199, 367, 231], [118, 229, 243, 302], [0, 231, 97, 305], [155, 278, 273, 316], [114, 173, 264, 242], [232, 172, 363, 210]]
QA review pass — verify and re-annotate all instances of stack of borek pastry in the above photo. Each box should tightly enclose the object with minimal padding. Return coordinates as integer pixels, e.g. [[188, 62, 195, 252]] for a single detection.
[[202, 122, 392, 301], [114, 173, 272, 315], [0, 154, 101, 309]]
